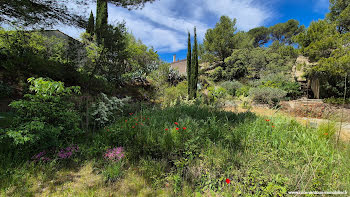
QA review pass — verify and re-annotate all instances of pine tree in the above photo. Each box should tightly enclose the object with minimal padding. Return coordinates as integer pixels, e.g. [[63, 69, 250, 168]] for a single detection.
[[187, 32, 192, 98], [86, 10, 95, 35], [96, 0, 108, 45], [190, 27, 199, 99]]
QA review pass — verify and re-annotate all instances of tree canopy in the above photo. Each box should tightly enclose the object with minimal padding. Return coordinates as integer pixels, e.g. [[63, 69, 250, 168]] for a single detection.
[[270, 19, 305, 44], [327, 0, 350, 33], [203, 16, 237, 61]]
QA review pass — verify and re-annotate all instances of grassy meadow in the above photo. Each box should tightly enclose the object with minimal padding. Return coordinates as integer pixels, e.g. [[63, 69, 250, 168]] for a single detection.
[[1, 104, 349, 196]]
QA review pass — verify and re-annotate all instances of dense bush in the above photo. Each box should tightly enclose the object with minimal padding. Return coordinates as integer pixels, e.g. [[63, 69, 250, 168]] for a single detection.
[[256, 73, 302, 99], [0, 81, 14, 98], [249, 87, 287, 105], [91, 93, 130, 129], [162, 81, 188, 107], [206, 86, 227, 106], [3, 78, 82, 153], [220, 80, 243, 96], [236, 85, 250, 97], [210, 66, 225, 82]]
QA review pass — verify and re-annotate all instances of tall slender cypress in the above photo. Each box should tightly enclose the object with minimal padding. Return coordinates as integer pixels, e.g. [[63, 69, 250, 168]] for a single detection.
[[96, 0, 108, 45], [187, 32, 192, 98], [86, 10, 95, 35], [191, 27, 199, 99]]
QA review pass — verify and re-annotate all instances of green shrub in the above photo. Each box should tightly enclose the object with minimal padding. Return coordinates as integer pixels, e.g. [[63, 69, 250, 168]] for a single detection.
[[206, 86, 227, 106], [4, 77, 82, 153], [249, 87, 287, 105], [324, 97, 350, 105], [91, 93, 130, 129], [163, 81, 188, 107], [236, 85, 250, 97], [210, 66, 225, 82], [103, 162, 124, 182], [220, 80, 243, 96]]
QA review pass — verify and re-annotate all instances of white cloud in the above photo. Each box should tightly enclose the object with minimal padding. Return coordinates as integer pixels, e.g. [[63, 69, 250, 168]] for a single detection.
[[56, 0, 272, 53]]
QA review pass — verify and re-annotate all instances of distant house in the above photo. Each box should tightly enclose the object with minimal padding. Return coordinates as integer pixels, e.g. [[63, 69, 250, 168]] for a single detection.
[[170, 54, 187, 76]]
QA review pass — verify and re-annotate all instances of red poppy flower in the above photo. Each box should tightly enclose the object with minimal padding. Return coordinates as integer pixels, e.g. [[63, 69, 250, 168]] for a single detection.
[[125, 120, 127, 122], [144, 118, 146, 120], [135, 123, 138, 125], [183, 127, 187, 130], [266, 119, 270, 122], [129, 113, 133, 115], [226, 178, 230, 184], [272, 125, 275, 128], [174, 122, 179, 125], [165, 128, 168, 131], [176, 127, 179, 130], [132, 126, 135, 128], [141, 123, 144, 126], [147, 118, 150, 120], [324, 133, 328, 135]]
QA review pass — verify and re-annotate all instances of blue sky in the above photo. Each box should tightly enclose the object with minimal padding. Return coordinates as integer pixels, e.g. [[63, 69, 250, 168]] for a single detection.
[[54, 0, 330, 63]]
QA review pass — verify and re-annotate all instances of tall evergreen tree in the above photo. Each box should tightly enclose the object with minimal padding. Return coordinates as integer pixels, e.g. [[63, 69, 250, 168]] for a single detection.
[[190, 27, 199, 99], [86, 10, 95, 35], [187, 32, 192, 98], [96, 0, 108, 45]]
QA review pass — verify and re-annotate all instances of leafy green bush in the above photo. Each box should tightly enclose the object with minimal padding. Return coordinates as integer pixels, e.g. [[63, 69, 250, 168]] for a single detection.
[[236, 85, 250, 97], [206, 86, 227, 106], [162, 81, 188, 107], [249, 87, 287, 105], [4, 77, 82, 152], [210, 66, 225, 82], [220, 80, 243, 96], [91, 93, 130, 128], [257, 73, 302, 99]]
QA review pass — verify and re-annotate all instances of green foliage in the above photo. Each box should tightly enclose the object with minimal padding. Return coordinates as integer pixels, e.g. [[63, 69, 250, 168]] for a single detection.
[[4, 78, 82, 152], [236, 85, 250, 97], [91, 93, 130, 128], [190, 27, 199, 99], [257, 73, 302, 99], [223, 47, 296, 80], [210, 66, 225, 82], [187, 32, 192, 97], [206, 86, 227, 106], [0, 81, 14, 98], [293, 20, 340, 62], [327, 0, 350, 33], [248, 26, 271, 47], [269, 19, 305, 44], [103, 161, 124, 182], [86, 10, 95, 35], [203, 16, 237, 61], [81, 22, 129, 83], [163, 81, 188, 107], [249, 87, 287, 105], [96, 0, 108, 45], [124, 33, 160, 81], [220, 80, 243, 96], [324, 97, 350, 104]]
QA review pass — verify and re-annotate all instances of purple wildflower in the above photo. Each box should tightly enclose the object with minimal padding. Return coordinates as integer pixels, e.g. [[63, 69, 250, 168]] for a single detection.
[[104, 147, 125, 162]]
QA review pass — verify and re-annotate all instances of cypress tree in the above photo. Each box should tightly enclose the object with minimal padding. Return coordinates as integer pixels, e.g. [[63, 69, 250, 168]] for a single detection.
[[190, 27, 199, 99], [96, 0, 108, 45], [86, 10, 95, 35], [187, 32, 192, 98]]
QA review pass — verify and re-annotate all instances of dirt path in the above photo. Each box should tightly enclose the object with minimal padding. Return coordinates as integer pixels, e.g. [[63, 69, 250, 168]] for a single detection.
[[223, 105, 350, 142]]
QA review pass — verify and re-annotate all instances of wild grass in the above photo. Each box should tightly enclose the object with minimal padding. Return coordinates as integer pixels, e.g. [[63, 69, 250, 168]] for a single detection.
[[1, 104, 349, 196]]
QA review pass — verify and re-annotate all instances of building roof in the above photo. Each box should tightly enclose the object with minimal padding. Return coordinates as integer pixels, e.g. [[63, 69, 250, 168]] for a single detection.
[[170, 59, 187, 76]]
